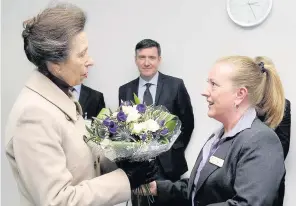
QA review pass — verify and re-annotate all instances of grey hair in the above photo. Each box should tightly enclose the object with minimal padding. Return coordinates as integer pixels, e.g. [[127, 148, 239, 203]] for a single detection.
[[22, 3, 86, 72]]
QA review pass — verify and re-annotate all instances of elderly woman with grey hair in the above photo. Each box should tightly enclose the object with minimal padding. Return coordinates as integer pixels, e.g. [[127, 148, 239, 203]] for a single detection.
[[5, 3, 156, 206]]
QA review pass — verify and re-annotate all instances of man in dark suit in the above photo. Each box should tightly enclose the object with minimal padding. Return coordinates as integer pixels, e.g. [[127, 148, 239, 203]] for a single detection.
[[73, 84, 105, 119], [118, 39, 194, 205]]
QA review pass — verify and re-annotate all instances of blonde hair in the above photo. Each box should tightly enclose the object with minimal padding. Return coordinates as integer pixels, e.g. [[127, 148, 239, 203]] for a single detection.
[[217, 56, 285, 129]]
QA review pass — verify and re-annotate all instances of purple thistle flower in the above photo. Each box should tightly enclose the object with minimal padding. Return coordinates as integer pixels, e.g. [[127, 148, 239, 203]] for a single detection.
[[103, 117, 111, 127], [159, 120, 165, 127], [108, 121, 118, 134], [160, 128, 169, 136], [141, 133, 147, 141], [136, 104, 146, 113], [117, 111, 127, 122]]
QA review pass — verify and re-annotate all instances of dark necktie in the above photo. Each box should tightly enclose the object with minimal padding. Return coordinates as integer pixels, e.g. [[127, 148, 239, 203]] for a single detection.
[[143, 83, 153, 105]]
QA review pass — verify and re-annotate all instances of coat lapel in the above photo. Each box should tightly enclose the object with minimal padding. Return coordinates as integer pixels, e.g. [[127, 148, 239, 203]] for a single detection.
[[194, 137, 234, 193], [25, 70, 79, 122], [155, 72, 164, 105], [187, 151, 203, 199], [187, 134, 215, 199], [71, 93, 83, 117]]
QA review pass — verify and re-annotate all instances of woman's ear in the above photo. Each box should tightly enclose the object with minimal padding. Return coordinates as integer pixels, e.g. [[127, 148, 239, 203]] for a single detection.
[[46, 61, 61, 76], [234, 87, 248, 106]]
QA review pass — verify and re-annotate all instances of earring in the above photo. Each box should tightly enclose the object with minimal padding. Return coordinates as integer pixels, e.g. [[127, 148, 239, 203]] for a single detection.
[[234, 103, 239, 110]]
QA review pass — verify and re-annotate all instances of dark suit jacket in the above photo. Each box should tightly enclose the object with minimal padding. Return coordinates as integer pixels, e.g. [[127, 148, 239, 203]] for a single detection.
[[118, 72, 194, 180], [79, 84, 105, 120], [157, 119, 285, 206], [258, 99, 291, 159]]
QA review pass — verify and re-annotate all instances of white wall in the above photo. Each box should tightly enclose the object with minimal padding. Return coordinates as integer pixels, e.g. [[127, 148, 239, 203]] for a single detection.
[[1, 0, 295, 206]]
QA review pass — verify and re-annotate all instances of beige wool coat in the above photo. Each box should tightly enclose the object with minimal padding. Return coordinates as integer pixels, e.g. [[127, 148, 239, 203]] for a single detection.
[[5, 70, 131, 206]]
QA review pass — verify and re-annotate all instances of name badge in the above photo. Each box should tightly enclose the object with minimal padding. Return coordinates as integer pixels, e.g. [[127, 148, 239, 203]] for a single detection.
[[209, 156, 224, 167]]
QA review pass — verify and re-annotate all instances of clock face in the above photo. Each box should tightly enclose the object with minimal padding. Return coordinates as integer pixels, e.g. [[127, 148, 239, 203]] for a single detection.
[[227, 0, 273, 27]]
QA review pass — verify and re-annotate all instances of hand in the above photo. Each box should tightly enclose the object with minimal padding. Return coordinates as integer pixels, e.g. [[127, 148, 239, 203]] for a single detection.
[[117, 160, 158, 189], [133, 181, 158, 196], [149, 181, 157, 196]]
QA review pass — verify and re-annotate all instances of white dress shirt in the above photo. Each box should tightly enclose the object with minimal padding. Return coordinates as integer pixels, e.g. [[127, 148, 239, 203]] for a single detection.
[[72, 84, 82, 101]]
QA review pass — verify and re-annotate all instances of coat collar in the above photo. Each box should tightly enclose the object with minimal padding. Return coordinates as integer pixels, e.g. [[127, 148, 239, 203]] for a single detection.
[[25, 70, 82, 122]]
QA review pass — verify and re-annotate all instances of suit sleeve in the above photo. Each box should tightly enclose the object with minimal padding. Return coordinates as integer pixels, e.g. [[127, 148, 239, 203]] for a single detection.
[[174, 80, 194, 149], [13, 108, 131, 206], [274, 99, 291, 159], [207, 131, 285, 206], [157, 178, 190, 204]]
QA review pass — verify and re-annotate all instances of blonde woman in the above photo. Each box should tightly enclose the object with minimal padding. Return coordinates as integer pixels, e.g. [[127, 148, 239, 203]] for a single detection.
[[148, 56, 286, 206]]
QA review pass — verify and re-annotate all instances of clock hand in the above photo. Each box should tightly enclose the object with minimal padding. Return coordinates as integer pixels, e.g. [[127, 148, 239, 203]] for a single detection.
[[248, 4, 257, 19], [249, 2, 259, 6]]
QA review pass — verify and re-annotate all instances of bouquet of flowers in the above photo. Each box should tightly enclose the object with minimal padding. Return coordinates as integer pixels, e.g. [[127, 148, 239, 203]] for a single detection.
[[85, 94, 181, 204]]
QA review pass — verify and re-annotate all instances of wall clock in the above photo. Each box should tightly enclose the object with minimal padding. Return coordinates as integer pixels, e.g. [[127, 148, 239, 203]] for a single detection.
[[227, 0, 273, 27]]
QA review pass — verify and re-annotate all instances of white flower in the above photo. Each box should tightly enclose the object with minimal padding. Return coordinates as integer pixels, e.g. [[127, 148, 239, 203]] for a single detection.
[[132, 123, 145, 134], [122, 105, 141, 123], [122, 105, 138, 115], [126, 112, 141, 123], [112, 112, 118, 117], [144, 119, 160, 132]]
